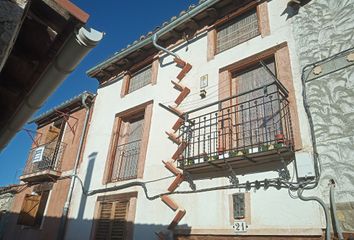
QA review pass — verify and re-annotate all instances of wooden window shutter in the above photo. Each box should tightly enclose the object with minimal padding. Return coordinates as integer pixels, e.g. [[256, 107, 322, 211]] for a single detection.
[[17, 194, 42, 226], [95, 200, 129, 240], [95, 202, 113, 240], [45, 125, 60, 143], [111, 200, 129, 240]]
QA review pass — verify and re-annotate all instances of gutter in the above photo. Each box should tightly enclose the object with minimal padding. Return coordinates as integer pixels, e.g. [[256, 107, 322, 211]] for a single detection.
[[87, 0, 221, 76], [57, 93, 93, 240], [0, 27, 103, 151]]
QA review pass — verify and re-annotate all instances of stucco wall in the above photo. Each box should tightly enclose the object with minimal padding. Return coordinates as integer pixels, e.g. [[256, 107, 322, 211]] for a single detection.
[[291, 0, 354, 231], [66, 0, 326, 239]]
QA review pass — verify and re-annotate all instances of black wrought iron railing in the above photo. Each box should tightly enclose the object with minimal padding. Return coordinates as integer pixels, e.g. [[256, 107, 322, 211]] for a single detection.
[[23, 141, 66, 176], [177, 81, 294, 168], [111, 139, 141, 181]]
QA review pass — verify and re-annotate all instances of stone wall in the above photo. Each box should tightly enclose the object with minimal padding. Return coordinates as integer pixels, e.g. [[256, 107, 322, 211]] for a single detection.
[[291, 0, 354, 231], [0, 193, 14, 239], [0, 0, 27, 71]]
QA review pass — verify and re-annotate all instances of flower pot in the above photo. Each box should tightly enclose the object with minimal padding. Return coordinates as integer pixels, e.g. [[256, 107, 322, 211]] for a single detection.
[[275, 133, 284, 144]]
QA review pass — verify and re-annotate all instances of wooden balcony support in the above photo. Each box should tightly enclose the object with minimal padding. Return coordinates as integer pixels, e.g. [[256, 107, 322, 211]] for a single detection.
[[168, 105, 184, 117], [173, 58, 192, 81], [167, 173, 184, 192], [175, 87, 190, 106], [171, 80, 185, 91], [172, 141, 188, 160], [163, 160, 182, 176], [168, 209, 186, 230], [161, 195, 179, 211], [172, 117, 184, 132], [165, 131, 181, 145]]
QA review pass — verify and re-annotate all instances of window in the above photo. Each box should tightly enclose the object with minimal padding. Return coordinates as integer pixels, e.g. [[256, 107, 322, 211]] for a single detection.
[[127, 65, 152, 93], [232, 58, 278, 148], [121, 58, 159, 97], [92, 193, 137, 240], [17, 191, 49, 227], [233, 193, 245, 219], [95, 200, 129, 240], [216, 9, 259, 53], [110, 114, 144, 181], [104, 101, 153, 183]]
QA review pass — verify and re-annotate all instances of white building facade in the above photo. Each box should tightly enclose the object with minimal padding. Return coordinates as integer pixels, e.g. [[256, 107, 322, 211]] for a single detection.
[[64, 0, 348, 239]]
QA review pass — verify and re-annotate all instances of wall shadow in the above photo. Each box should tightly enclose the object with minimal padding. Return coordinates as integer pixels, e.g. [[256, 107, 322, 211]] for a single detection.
[[0, 212, 192, 240]]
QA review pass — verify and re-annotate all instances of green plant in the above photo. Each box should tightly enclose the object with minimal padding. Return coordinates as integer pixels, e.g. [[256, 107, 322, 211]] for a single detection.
[[260, 144, 269, 152], [229, 150, 238, 157], [274, 143, 284, 149]]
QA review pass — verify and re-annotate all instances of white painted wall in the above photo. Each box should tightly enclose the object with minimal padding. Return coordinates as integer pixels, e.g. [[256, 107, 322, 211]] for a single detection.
[[65, 1, 324, 239]]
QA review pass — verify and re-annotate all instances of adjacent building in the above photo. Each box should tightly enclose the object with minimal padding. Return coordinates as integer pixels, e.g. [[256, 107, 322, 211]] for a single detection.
[[3, 92, 94, 240]]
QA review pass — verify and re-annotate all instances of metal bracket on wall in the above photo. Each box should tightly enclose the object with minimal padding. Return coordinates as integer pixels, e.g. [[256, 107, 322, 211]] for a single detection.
[[22, 128, 42, 147], [54, 110, 79, 137]]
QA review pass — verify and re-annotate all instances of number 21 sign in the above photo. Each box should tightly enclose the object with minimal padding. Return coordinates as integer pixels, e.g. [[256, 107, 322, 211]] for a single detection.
[[233, 220, 247, 233]]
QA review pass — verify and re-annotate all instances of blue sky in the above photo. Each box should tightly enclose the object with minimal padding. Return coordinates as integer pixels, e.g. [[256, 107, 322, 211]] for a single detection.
[[0, 0, 198, 186]]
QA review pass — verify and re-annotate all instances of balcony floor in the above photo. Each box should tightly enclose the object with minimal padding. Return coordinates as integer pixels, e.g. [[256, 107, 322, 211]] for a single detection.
[[180, 147, 295, 178], [20, 169, 61, 182]]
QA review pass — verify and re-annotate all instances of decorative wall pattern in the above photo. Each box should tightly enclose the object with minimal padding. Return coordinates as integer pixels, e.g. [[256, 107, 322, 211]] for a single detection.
[[292, 0, 354, 231]]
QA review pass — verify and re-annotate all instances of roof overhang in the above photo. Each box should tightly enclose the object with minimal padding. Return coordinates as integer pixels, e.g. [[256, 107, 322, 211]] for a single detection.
[[0, 0, 103, 150], [87, 0, 255, 84], [29, 91, 95, 128]]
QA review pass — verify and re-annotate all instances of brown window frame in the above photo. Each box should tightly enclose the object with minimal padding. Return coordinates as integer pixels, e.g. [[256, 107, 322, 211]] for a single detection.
[[91, 192, 137, 240], [207, 1, 270, 61], [218, 43, 302, 150], [120, 57, 159, 97], [103, 101, 153, 184]]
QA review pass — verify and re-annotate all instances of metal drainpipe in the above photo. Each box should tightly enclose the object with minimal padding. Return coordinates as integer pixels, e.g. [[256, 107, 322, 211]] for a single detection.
[[329, 179, 344, 240], [297, 188, 331, 240], [57, 93, 92, 240], [88, 0, 221, 74], [152, 33, 179, 59]]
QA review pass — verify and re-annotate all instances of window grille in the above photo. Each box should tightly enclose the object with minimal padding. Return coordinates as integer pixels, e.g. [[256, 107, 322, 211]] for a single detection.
[[216, 9, 259, 53], [128, 66, 152, 93], [111, 116, 144, 181], [233, 193, 246, 219]]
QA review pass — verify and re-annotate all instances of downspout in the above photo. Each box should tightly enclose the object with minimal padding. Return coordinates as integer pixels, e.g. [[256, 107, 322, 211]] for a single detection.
[[87, 0, 221, 74], [152, 0, 221, 60], [329, 180, 344, 240], [0, 27, 103, 151], [152, 34, 179, 59], [57, 93, 93, 240], [297, 187, 331, 240]]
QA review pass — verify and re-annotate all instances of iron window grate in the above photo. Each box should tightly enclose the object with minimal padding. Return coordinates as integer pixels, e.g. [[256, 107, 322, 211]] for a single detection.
[[128, 65, 152, 93]]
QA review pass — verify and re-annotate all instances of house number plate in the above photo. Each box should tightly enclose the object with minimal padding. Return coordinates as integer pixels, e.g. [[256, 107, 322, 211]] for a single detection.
[[233, 220, 247, 233]]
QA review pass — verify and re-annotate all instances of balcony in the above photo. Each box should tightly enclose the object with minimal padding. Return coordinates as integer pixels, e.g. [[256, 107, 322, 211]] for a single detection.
[[110, 139, 141, 182], [177, 82, 295, 177], [20, 141, 66, 182]]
